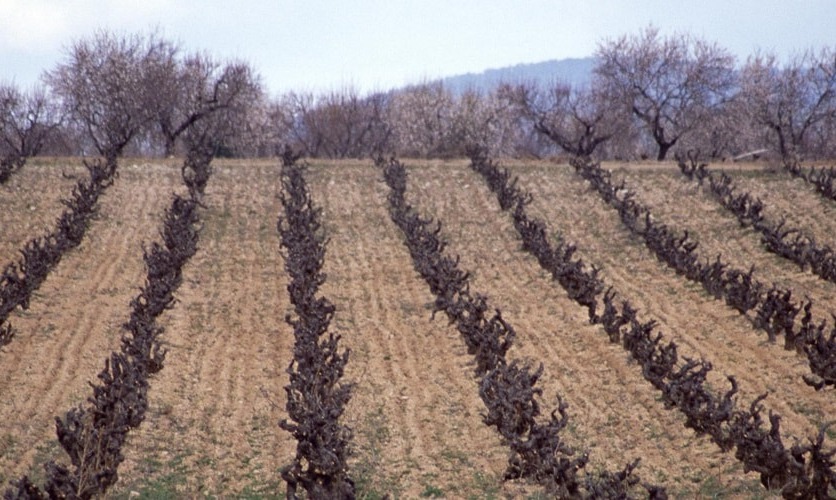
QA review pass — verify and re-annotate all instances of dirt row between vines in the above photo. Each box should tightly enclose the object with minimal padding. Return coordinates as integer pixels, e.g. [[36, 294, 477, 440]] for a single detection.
[[506, 161, 834, 485], [0, 159, 83, 270], [508, 161, 832, 433], [617, 164, 836, 326], [1, 159, 831, 498], [0, 161, 186, 483], [406, 161, 778, 497]]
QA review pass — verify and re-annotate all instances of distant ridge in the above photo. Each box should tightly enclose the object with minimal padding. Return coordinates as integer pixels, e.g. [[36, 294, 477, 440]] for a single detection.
[[438, 57, 596, 94]]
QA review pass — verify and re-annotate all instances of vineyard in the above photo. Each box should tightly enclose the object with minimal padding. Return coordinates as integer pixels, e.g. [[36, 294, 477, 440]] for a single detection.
[[0, 155, 834, 498]]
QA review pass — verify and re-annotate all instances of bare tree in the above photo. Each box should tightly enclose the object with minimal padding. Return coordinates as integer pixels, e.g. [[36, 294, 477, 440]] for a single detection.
[[808, 112, 836, 158], [278, 91, 326, 157], [45, 29, 177, 160], [676, 98, 747, 160], [595, 26, 736, 160], [500, 81, 628, 159], [269, 90, 393, 159], [275, 88, 391, 159], [156, 53, 262, 157], [480, 87, 552, 159], [0, 83, 61, 181], [314, 87, 389, 158], [388, 81, 456, 158], [445, 87, 520, 158], [359, 91, 394, 156], [739, 48, 836, 162], [176, 78, 261, 158]]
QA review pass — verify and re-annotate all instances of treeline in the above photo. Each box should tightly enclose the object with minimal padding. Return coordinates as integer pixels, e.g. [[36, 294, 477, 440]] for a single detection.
[[0, 29, 261, 180], [277, 27, 836, 164], [3, 27, 836, 169]]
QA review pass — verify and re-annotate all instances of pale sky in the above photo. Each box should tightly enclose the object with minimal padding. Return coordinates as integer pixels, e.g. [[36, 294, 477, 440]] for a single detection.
[[1, 0, 834, 96]]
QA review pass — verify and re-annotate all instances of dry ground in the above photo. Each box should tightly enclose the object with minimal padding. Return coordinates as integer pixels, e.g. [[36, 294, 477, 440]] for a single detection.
[[0, 158, 82, 269], [0, 158, 833, 498]]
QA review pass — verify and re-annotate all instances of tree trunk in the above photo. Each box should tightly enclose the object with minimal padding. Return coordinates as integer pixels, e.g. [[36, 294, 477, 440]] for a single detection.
[[164, 135, 176, 158], [656, 138, 678, 161]]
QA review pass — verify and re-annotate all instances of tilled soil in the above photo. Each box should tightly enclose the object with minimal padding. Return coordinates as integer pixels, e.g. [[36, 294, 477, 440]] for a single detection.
[[0, 159, 84, 269], [0, 160, 185, 484], [407, 161, 768, 497], [510, 162, 832, 433], [1, 159, 831, 498]]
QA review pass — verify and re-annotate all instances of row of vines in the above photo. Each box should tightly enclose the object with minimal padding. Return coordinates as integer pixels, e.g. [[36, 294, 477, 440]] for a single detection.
[[0, 158, 117, 347], [467, 147, 836, 498], [0, 156, 27, 186], [566, 154, 835, 391], [2, 147, 212, 498], [2, 149, 834, 497], [783, 159, 836, 203], [677, 152, 836, 287], [380, 155, 665, 498], [275, 150, 355, 499]]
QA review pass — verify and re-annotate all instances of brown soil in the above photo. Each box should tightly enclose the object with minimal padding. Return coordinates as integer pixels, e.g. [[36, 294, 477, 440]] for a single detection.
[[508, 161, 833, 433], [0, 160, 185, 484], [1, 158, 831, 498], [407, 161, 770, 497], [0, 160, 83, 268], [117, 161, 295, 496], [615, 162, 836, 349]]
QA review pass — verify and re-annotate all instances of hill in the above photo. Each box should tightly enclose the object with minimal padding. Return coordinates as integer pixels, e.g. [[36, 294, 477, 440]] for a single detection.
[[438, 56, 595, 94]]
